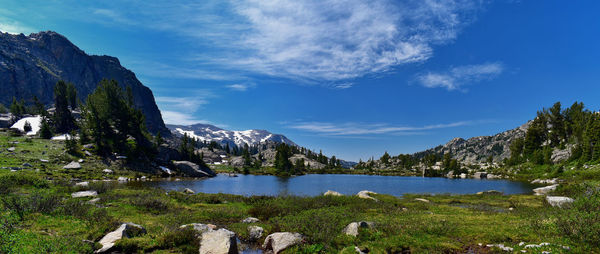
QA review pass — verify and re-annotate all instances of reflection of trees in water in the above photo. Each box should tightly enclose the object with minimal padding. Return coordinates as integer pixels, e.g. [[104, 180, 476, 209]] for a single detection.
[[276, 176, 290, 196]]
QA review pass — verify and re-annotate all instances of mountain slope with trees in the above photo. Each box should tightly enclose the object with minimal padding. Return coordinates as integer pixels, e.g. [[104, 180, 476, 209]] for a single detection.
[[0, 31, 168, 134]]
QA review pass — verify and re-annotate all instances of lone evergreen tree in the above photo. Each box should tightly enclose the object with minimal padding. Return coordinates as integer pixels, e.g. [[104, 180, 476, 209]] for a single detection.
[[53, 81, 75, 133]]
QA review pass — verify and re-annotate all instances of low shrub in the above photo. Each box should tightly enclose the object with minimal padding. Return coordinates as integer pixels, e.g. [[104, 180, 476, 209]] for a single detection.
[[556, 184, 600, 248], [0, 172, 49, 194], [157, 227, 198, 252]]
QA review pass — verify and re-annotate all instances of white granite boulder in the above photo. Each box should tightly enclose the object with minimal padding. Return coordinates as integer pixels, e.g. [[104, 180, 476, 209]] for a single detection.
[[262, 232, 303, 254], [95, 223, 146, 253], [199, 228, 238, 254]]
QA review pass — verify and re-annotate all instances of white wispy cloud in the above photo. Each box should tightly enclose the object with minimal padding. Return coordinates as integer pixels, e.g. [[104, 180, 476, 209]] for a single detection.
[[226, 83, 255, 91], [286, 120, 476, 136], [416, 62, 504, 91], [155, 91, 216, 125], [64, 0, 483, 83], [0, 18, 34, 34]]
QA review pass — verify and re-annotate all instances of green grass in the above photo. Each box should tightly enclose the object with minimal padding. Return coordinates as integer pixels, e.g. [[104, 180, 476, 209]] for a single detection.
[[1, 130, 599, 253]]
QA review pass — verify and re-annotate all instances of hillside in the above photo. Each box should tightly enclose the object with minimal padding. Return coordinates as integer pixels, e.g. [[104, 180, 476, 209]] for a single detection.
[[0, 31, 168, 134], [413, 121, 531, 164], [167, 123, 296, 148]]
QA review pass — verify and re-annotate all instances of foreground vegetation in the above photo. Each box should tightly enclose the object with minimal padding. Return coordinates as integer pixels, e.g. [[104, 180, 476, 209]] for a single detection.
[[1, 129, 599, 253]]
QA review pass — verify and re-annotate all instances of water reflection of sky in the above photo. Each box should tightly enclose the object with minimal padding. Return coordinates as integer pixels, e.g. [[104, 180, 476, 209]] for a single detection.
[[138, 174, 533, 197]]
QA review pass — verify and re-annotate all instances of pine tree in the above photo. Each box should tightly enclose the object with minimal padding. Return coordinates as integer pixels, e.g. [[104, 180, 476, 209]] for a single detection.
[[274, 143, 293, 173], [66, 82, 78, 109], [380, 151, 391, 165], [53, 81, 75, 133], [39, 116, 53, 139]]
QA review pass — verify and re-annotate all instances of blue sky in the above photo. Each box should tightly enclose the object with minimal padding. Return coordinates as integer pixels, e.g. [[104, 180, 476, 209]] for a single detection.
[[2, 1, 600, 161]]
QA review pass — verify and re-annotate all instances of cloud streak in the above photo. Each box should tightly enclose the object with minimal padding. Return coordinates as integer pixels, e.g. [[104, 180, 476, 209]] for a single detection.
[[286, 120, 477, 136], [416, 62, 504, 91], [155, 91, 216, 125], [57, 0, 484, 83]]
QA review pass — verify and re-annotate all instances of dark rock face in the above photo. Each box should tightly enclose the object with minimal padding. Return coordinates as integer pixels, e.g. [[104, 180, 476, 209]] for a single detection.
[[0, 31, 168, 134]]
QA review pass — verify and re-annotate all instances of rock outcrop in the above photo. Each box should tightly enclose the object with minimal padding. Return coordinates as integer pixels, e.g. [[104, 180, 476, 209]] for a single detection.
[[0, 31, 168, 134], [546, 196, 574, 207], [172, 161, 216, 177], [533, 184, 558, 196]]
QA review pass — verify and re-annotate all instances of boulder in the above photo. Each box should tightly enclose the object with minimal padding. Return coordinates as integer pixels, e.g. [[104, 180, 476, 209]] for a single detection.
[[414, 198, 430, 203], [262, 232, 303, 254], [102, 169, 113, 174], [546, 196, 574, 207], [356, 190, 378, 201], [117, 177, 129, 182], [7, 147, 15, 152], [75, 181, 89, 187], [248, 225, 264, 241], [533, 184, 558, 196], [324, 190, 343, 196], [71, 191, 98, 198], [63, 161, 81, 169], [22, 162, 33, 167], [342, 221, 375, 237], [459, 173, 467, 179], [95, 223, 146, 253], [86, 198, 101, 205], [242, 217, 260, 223], [183, 188, 195, 194], [199, 228, 238, 254], [173, 161, 216, 177], [446, 170, 454, 178]]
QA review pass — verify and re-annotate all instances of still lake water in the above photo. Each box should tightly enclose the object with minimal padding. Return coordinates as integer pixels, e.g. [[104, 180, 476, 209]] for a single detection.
[[133, 174, 534, 196]]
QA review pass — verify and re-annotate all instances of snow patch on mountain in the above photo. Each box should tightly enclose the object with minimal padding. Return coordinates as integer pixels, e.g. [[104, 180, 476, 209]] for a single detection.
[[168, 123, 296, 148]]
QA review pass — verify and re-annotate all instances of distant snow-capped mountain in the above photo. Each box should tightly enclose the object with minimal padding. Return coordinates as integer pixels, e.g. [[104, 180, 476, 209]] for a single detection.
[[166, 123, 297, 148]]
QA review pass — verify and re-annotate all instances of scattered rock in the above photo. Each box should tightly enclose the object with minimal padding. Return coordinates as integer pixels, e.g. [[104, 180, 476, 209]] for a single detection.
[[459, 173, 467, 179], [533, 184, 559, 196], [63, 161, 81, 170], [86, 198, 101, 205], [248, 225, 264, 241], [83, 144, 95, 149], [7, 147, 15, 152], [477, 190, 503, 195], [75, 181, 89, 187], [414, 198, 430, 203], [486, 174, 500, 179], [199, 228, 238, 254], [39, 159, 49, 163], [102, 169, 113, 174], [117, 177, 129, 182], [22, 162, 33, 167], [262, 232, 303, 254], [84, 151, 92, 156], [183, 188, 195, 194], [71, 191, 98, 198], [180, 223, 217, 234], [356, 190, 378, 201], [116, 155, 127, 160], [446, 170, 454, 178], [531, 178, 558, 184], [242, 217, 260, 223], [354, 246, 369, 254], [342, 221, 375, 237], [95, 223, 146, 253], [78, 159, 84, 163], [546, 196, 574, 207], [324, 190, 343, 196], [486, 244, 513, 252]]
